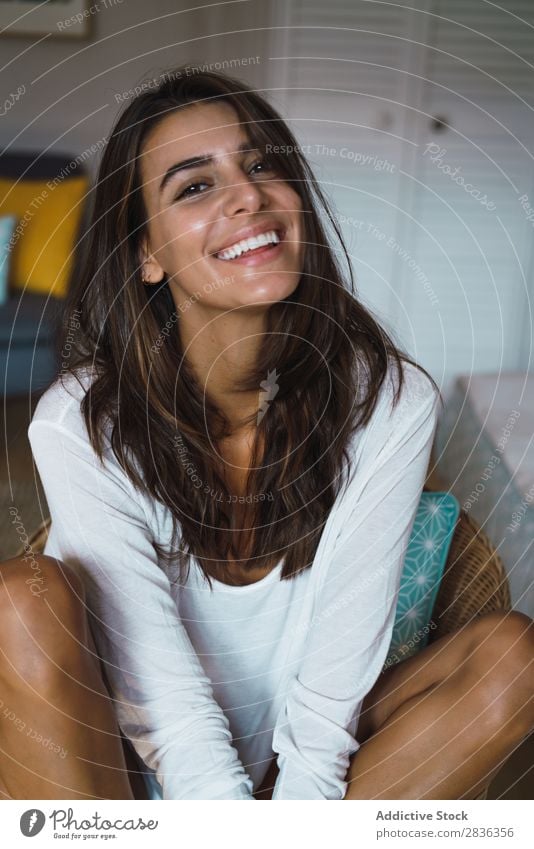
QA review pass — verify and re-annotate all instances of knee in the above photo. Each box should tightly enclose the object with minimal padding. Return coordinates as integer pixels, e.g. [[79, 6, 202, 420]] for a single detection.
[[0, 554, 89, 680], [465, 611, 534, 732], [469, 610, 533, 666], [0, 553, 85, 613]]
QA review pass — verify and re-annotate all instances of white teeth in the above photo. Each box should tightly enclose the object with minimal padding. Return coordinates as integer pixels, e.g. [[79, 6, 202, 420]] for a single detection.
[[216, 229, 281, 260]]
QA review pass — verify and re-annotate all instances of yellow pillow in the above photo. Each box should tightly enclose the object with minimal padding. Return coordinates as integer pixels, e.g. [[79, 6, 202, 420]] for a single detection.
[[0, 175, 88, 298]]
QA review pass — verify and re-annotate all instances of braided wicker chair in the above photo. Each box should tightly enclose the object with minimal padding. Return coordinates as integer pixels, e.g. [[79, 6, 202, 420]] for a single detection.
[[17, 504, 512, 800], [429, 505, 511, 641], [423, 492, 511, 800]]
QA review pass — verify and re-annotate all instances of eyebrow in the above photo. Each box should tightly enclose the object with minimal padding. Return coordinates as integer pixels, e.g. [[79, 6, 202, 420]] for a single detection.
[[158, 140, 257, 195]]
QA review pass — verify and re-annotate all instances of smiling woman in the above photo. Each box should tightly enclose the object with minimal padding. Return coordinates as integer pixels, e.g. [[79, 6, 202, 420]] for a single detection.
[[1, 65, 532, 802], [137, 103, 305, 314], [135, 96, 306, 461], [54, 65, 423, 596]]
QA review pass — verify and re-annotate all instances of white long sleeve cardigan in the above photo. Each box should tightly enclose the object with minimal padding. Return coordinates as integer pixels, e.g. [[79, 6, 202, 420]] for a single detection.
[[28, 360, 439, 800]]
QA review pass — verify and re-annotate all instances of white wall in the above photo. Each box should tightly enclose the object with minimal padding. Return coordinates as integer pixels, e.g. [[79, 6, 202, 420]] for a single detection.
[[0, 0, 269, 180], [2, 0, 532, 388]]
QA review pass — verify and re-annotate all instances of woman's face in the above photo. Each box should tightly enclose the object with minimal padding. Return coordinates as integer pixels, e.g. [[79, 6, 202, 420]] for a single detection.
[[138, 101, 305, 313]]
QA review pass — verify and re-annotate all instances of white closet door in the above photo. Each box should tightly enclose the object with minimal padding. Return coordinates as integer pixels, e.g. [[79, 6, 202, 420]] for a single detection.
[[265, 0, 422, 330], [203, 0, 533, 382], [396, 0, 534, 381]]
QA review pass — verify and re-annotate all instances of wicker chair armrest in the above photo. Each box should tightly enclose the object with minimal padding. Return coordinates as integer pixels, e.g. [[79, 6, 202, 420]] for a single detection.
[[429, 508, 511, 642], [15, 516, 51, 558]]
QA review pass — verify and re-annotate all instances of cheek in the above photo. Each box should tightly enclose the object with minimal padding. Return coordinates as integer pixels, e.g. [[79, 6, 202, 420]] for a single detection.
[[162, 212, 207, 262], [285, 193, 304, 243], [184, 214, 210, 241], [284, 183, 303, 212], [284, 190, 304, 241]]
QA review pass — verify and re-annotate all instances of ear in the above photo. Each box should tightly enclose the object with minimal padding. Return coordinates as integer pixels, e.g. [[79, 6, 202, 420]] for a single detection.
[[138, 235, 165, 285]]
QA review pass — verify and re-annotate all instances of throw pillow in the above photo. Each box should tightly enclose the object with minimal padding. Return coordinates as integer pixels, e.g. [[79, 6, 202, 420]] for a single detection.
[[0, 175, 88, 298], [385, 491, 460, 668]]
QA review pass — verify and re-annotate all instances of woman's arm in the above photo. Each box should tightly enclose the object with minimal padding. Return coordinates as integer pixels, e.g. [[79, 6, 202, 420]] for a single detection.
[[28, 418, 255, 800], [270, 366, 440, 800]]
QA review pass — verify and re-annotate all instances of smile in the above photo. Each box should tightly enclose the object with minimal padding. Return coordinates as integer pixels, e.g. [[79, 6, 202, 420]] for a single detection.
[[215, 229, 283, 262]]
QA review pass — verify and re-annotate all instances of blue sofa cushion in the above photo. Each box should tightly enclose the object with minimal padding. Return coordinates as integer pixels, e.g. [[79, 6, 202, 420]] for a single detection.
[[0, 291, 61, 346], [385, 491, 460, 667]]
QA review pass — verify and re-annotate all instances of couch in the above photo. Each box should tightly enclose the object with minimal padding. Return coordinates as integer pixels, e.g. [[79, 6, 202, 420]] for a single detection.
[[0, 150, 89, 397]]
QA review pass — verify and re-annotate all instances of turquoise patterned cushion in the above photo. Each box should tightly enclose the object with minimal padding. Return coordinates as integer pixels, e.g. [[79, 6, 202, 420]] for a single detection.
[[385, 491, 460, 668], [0, 215, 16, 306]]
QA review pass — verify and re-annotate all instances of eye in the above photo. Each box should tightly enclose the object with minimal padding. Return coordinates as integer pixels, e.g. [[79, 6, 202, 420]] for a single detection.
[[250, 157, 275, 175], [173, 157, 276, 202], [174, 180, 210, 201]]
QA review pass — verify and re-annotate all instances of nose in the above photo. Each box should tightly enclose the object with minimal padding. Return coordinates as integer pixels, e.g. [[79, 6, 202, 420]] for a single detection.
[[220, 168, 267, 218]]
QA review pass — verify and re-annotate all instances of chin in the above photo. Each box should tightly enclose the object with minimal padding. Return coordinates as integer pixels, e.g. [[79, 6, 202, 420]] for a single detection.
[[235, 273, 301, 305]]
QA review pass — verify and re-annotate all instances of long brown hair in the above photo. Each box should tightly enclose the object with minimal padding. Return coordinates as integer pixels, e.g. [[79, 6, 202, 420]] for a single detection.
[[55, 65, 441, 589]]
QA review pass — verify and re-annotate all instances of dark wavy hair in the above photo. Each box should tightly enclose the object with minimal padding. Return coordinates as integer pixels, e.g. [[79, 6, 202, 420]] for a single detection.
[[55, 64, 441, 589]]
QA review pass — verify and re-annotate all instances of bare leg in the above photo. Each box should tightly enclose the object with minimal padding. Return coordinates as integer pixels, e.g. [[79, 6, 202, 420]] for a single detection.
[[0, 555, 136, 800], [254, 612, 534, 800], [345, 611, 534, 799]]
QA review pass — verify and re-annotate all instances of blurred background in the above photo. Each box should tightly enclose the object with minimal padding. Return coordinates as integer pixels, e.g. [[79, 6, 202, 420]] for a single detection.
[[0, 0, 533, 797]]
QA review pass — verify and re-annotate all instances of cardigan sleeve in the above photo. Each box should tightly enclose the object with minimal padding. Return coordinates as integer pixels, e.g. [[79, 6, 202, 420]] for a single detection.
[[270, 367, 440, 800], [27, 416, 255, 801]]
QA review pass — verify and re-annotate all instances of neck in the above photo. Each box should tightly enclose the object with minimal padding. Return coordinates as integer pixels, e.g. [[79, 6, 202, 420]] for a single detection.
[[173, 297, 268, 431]]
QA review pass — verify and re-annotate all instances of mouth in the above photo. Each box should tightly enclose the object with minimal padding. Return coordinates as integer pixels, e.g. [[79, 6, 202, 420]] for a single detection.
[[212, 228, 286, 265]]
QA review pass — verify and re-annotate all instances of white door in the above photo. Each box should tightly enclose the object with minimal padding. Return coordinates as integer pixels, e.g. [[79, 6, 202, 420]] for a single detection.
[[264, 0, 534, 386], [264, 0, 421, 330], [395, 0, 534, 383]]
